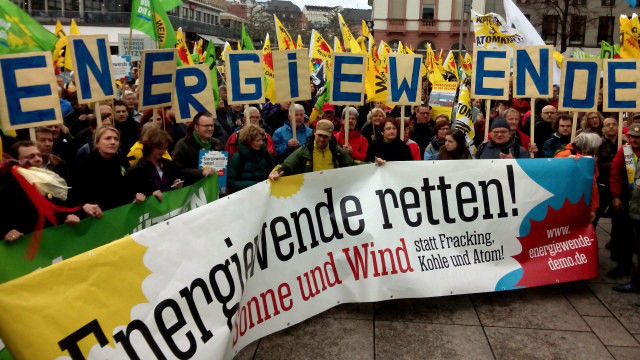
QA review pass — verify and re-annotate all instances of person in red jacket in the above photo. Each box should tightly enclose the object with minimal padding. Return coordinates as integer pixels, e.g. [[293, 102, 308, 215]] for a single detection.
[[609, 125, 640, 293], [334, 106, 368, 161], [225, 106, 276, 159]]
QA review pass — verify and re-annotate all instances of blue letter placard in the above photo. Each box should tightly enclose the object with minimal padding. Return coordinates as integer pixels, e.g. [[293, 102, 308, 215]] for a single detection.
[[68, 35, 117, 104], [225, 50, 264, 105], [273, 49, 311, 103], [513, 46, 553, 99], [0, 52, 62, 130], [174, 64, 217, 123], [330, 53, 366, 105], [471, 49, 509, 100], [603, 59, 640, 112], [558, 59, 600, 112], [387, 53, 423, 106], [139, 49, 177, 110]]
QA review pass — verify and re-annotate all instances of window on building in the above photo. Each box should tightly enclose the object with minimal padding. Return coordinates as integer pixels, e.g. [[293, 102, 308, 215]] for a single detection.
[[601, 0, 615, 5], [573, 0, 586, 5], [597, 16, 614, 44], [422, 0, 434, 20], [196, 11, 201, 21], [182, 7, 187, 18], [569, 15, 587, 46], [388, 0, 404, 19], [452, 0, 462, 20], [541, 15, 558, 45], [189, 9, 194, 20]]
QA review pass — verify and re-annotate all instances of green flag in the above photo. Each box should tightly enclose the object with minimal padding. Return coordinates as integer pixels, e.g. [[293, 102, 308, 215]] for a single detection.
[[130, 0, 177, 48], [600, 40, 620, 59], [0, 0, 58, 54], [241, 24, 255, 50], [204, 40, 220, 104], [159, 0, 182, 12]]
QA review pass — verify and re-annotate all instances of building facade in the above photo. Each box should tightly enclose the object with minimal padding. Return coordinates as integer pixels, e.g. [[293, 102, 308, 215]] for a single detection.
[[11, 0, 242, 43], [370, 0, 490, 53]]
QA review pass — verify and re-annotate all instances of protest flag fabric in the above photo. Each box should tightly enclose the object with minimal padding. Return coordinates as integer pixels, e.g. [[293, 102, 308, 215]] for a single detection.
[[159, 0, 182, 12], [338, 14, 362, 54], [204, 40, 220, 105], [309, 29, 332, 65], [425, 43, 445, 83], [52, 20, 68, 68], [191, 38, 204, 64], [62, 19, 81, 71], [0, 0, 58, 54], [443, 50, 458, 80], [262, 33, 276, 102], [334, 36, 345, 53], [274, 14, 295, 50], [600, 40, 620, 59], [175, 27, 193, 65], [296, 34, 304, 48], [130, 0, 177, 48], [461, 52, 472, 78], [240, 23, 255, 50], [362, 19, 371, 37], [619, 14, 640, 58], [454, 72, 476, 155], [365, 52, 388, 103], [377, 40, 392, 63]]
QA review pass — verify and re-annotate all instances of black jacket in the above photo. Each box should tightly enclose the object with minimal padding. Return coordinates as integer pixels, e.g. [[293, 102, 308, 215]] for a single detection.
[[365, 138, 413, 162]]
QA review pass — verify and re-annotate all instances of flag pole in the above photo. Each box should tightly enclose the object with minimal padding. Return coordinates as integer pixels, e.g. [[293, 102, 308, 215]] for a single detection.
[[484, 99, 491, 142], [291, 103, 297, 143], [618, 112, 624, 148], [29, 128, 36, 141], [571, 112, 578, 142], [345, 110, 350, 148], [95, 102, 103, 128], [529, 98, 535, 158], [400, 106, 405, 141]]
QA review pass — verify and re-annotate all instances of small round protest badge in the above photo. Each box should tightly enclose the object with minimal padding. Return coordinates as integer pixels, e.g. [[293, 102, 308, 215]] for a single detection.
[[513, 197, 598, 288]]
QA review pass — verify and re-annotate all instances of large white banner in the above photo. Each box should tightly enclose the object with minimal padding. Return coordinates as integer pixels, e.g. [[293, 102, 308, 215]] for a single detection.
[[0, 159, 598, 359]]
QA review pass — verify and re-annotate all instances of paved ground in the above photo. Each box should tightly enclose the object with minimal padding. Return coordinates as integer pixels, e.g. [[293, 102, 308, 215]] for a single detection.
[[234, 218, 640, 360]]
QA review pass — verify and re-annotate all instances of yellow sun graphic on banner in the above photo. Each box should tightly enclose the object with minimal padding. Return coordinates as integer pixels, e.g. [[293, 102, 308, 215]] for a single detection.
[[269, 173, 305, 198], [0, 236, 150, 359]]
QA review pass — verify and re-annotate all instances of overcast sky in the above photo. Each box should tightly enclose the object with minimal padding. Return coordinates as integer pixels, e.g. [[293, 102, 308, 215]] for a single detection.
[[287, 0, 372, 10]]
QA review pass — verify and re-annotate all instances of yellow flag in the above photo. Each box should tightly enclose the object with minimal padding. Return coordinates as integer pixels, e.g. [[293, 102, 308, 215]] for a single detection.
[[52, 20, 67, 68], [309, 29, 332, 64], [334, 36, 344, 53], [63, 19, 80, 71], [620, 14, 640, 58], [296, 34, 304, 48], [362, 19, 371, 37], [396, 41, 405, 54], [454, 72, 476, 154], [274, 15, 296, 50], [221, 41, 232, 60], [262, 33, 276, 102], [377, 40, 392, 63], [461, 53, 473, 78], [425, 43, 445, 83], [443, 50, 458, 80], [365, 53, 387, 103], [338, 14, 362, 53]]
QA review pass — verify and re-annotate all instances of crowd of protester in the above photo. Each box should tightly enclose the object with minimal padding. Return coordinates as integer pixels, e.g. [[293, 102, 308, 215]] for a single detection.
[[1, 71, 640, 306]]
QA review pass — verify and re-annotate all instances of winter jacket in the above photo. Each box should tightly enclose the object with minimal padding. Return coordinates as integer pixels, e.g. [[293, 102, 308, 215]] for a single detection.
[[411, 122, 435, 155], [365, 138, 413, 162], [542, 133, 570, 158], [333, 129, 369, 161], [272, 123, 313, 157], [126, 157, 180, 196], [610, 145, 640, 199], [72, 150, 131, 211], [279, 139, 355, 176], [224, 130, 276, 159], [172, 135, 223, 185], [127, 141, 172, 166], [406, 139, 422, 160], [228, 143, 274, 192], [475, 140, 527, 159], [424, 136, 445, 160]]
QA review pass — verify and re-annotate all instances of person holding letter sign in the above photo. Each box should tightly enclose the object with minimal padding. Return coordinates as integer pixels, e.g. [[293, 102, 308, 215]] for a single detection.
[[476, 118, 527, 159], [272, 104, 312, 161], [334, 107, 368, 161], [171, 112, 223, 185]]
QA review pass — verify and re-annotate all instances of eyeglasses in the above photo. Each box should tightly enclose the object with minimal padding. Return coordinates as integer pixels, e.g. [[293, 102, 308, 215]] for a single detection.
[[198, 124, 214, 128], [542, 111, 556, 114]]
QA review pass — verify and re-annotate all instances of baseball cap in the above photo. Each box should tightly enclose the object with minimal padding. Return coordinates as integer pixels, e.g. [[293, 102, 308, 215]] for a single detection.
[[628, 125, 640, 137], [316, 119, 334, 136], [322, 103, 335, 113]]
